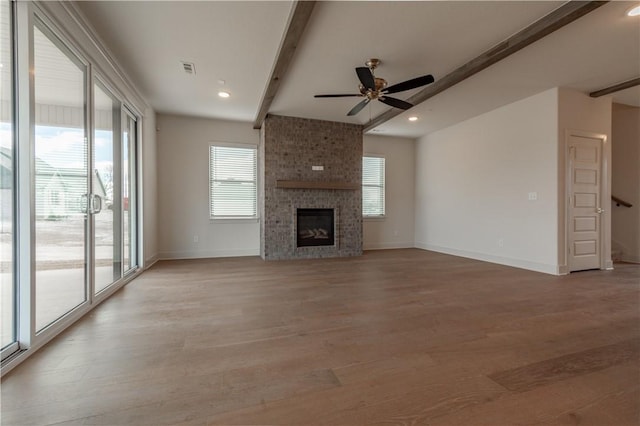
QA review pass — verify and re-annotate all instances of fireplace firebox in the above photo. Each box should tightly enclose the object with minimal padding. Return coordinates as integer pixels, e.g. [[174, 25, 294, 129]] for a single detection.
[[296, 208, 335, 247]]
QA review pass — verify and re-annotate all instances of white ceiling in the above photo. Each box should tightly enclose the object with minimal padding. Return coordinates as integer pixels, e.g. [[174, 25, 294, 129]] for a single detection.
[[75, 1, 640, 139], [76, 1, 294, 122]]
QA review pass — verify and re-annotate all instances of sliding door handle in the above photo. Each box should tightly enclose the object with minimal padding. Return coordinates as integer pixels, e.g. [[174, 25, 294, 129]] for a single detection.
[[90, 194, 103, 214]]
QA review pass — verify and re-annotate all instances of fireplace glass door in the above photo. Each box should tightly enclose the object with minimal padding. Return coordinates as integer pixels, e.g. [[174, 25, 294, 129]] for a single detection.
[[297, 208, 335, 247]]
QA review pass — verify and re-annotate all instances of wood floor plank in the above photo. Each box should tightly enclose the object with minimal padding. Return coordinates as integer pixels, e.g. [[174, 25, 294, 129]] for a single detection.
[[488, 338, 640, 392], [332, 352, 436, 385], [205, 362, 508, 425], [428, 362, 640, 426], [541, 385, 640, 426], [427, 317, 640, 377]]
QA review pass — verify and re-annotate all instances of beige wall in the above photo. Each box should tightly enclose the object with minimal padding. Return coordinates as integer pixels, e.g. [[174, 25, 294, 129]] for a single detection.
[[611, 103, 640, 263], [363, 135, 415, 249], [415, 89, 560, 274], [156, 114, 260, 259], [557, 88, 612, 271]]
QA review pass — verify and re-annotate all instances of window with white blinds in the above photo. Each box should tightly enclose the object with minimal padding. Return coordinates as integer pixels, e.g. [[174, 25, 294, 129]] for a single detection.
[[209, 145, 257, 219], [362, 156, 385, 217]]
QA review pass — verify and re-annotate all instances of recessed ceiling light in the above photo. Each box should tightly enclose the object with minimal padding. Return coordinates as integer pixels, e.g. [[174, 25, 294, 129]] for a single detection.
[[408, 116, 418, 122], [218, 91, 230, 98], [627, 5, 640, 16]]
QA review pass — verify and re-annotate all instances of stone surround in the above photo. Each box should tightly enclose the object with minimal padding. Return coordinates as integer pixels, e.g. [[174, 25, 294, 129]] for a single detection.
[[260, 115, 363, 260]]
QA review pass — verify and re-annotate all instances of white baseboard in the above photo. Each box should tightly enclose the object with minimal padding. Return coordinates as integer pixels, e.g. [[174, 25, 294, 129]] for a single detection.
[[622, 253, 640, 264], [158, 248, 260, 260], [144, 253, 160, 269], [414, 242, 560, 275], [363, 241, 414, 250], [612, 239, 640, 263]]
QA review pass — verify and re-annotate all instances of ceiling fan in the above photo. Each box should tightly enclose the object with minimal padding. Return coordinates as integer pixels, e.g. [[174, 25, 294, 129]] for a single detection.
[[314, 58, 435, 116]]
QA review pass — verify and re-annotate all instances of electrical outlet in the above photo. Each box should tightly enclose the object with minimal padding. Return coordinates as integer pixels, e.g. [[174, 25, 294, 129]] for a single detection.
[[528, 192, 538, 201], [193, 235, 199, 243], [498, 238, 504, 247]]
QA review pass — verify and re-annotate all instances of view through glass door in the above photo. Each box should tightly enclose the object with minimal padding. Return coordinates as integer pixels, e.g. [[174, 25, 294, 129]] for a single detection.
[[93, 82, 122, 294], [34, 21, 88, 332]]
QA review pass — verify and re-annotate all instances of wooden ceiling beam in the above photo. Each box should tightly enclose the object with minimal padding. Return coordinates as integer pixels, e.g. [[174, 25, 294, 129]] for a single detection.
[[589, 77, 640, 97], [364, 1, 608, 133], [253, 1, 316, 130]]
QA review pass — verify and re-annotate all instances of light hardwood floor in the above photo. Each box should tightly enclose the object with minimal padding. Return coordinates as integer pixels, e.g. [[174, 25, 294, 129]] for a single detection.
[[2, 249, 639, 425]]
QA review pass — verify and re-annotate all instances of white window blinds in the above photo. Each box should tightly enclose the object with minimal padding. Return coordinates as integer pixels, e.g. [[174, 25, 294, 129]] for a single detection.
[[209, 145, 257, 219], [362, 156, 385, 217]]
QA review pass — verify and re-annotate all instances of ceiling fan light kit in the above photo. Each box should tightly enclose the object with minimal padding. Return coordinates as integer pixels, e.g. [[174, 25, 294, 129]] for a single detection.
[[314, 58, 435, 116]]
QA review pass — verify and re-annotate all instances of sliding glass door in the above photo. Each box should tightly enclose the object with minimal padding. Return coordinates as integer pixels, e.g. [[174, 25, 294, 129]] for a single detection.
[[93, 82, 122, 294], [33, 19, 139, 332], [33, 20, 88, 332]]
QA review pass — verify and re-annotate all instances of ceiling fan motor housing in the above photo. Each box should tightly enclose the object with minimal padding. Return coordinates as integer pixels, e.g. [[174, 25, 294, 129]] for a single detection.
[[359, 78, 388, 99]]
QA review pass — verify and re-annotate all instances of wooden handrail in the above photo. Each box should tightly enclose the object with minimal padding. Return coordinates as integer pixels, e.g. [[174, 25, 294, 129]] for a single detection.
[[612, 195, 633, 208]]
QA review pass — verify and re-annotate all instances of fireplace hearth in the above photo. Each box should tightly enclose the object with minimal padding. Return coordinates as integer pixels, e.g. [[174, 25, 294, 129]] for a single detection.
[[297, 208, 335, 247]]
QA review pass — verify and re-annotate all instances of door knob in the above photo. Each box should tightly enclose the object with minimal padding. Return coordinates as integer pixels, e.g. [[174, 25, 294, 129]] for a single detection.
[[596, 207, 604, 214]]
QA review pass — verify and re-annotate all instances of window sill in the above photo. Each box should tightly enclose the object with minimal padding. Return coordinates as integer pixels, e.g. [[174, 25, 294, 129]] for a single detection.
[[210, 217, 260, 224], [364, 215, 386, 222]]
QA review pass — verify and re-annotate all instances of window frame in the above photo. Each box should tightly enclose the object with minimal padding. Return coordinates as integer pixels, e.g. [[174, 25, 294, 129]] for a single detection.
[[0, 0, 19, 360], [362, 154, 386, 219], [208, 142, 258, 221]]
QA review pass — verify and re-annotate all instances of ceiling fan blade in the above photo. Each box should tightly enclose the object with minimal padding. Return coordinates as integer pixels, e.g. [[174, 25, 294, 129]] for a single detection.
[[347, 98, 370, 116], [356, 67, 375, 90], [383, 74, 435, 94], [314, 94, 362, 98], [379, 96, 413, 110]]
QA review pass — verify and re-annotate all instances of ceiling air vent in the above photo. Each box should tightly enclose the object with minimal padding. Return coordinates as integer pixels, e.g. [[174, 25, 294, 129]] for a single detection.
[[181, 61, 196, 75]]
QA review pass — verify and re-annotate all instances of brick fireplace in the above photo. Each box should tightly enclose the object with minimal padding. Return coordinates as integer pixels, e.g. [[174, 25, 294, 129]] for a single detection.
[[260, 115, 363, 260]]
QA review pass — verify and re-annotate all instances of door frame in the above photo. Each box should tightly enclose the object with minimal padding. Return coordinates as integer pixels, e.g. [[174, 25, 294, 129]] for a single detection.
[[563, 129, 612, 273]]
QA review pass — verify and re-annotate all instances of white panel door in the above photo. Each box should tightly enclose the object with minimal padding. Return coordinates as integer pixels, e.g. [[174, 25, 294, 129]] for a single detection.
[[568, 135, 603, 272]]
